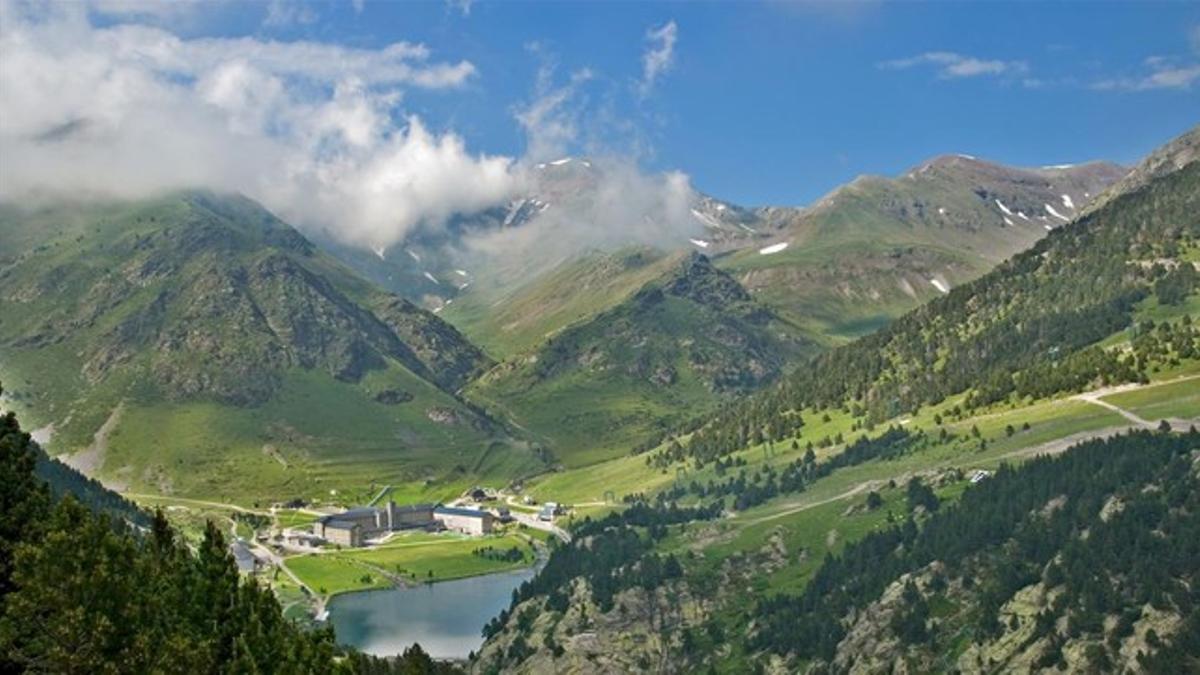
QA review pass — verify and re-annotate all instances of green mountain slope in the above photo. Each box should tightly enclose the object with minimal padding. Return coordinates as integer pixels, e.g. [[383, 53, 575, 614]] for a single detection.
[[0, 192, 543, 502], [467, 253, 816, 467], [442, 247, 680, 359], [720, 158, 1126, 342]]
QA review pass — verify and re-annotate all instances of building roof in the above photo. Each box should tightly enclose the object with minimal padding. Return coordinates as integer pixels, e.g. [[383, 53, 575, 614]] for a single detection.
[[434, 506, 490, 519], [318, 507, 380, 525], [323, 519, 361, 531], [230, 541, 257, 572], [392, 502, 436, 513]]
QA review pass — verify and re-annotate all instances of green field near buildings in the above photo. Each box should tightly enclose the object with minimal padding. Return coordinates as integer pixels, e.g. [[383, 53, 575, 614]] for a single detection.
[[284, 555, 392, 597], [283, 533, 536, 597]]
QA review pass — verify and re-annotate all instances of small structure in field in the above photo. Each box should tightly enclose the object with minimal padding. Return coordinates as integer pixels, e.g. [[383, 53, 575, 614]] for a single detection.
[[230, 540, 261, 573], [320, 519, 364, 547]]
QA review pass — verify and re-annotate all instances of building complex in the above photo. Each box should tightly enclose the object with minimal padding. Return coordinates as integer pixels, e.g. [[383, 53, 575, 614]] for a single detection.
[[315, 500, 494, 547]]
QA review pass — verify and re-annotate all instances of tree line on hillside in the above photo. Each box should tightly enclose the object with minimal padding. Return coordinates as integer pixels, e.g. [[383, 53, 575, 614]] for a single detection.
[[666, 162, 1200, 463], [749, 429, 1200, 671], [653, 427, 919, 512], [0, 387, 458, 674]]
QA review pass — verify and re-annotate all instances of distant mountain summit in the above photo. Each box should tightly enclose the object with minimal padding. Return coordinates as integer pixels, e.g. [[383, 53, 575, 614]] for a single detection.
[[715, 156, 1126, 341], [1081, 124, 1199, 217]]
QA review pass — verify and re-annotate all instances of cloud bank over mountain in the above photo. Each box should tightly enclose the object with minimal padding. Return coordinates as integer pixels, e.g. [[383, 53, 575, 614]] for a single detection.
[[0, 3, 697, 256]]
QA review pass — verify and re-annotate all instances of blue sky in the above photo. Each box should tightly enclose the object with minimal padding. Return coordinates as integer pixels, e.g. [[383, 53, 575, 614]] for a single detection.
[[200, 0, 1200, 207]]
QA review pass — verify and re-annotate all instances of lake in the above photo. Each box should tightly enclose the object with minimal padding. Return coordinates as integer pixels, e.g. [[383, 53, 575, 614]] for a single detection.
[[328, 566, 539, 660]]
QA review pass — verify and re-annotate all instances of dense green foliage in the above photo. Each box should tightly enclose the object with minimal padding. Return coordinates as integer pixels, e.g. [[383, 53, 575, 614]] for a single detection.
[[32, 445, 149, 528], [750, 430, 1200, 669], [655, 427, 918, 511]]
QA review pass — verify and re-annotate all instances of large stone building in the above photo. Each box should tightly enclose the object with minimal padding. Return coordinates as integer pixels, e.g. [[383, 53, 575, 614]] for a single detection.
[[434, 506, 494, 535], [315, 501, 437, 545], [315, 501, 493, 545]]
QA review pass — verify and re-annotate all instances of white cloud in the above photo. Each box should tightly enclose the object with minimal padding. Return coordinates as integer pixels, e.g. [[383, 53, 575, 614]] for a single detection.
[[880, 51, 1027, 79], [87, 0, 218, 21], [263, 0, 318, 28], [462, 158, 702, 271], [446, 0, 472, 17], [0, 3, 511, 252], [639, 20, 677, 96], [0, 2, 703, 267], [513, 48, 594, 162], [1092, 59, 1200, 92], [285, 115, 517, 252]]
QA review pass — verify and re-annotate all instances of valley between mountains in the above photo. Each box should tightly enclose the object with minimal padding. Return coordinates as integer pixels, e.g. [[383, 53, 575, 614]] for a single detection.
[[3, 125, 1199, 674]]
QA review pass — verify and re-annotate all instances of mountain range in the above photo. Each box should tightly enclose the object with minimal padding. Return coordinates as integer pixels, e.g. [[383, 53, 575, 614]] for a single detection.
[[0, 140, 1156, 500], [1, 110, 1198, 674]]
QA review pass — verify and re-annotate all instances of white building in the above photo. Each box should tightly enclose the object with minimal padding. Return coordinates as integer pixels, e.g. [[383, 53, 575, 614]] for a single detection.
[[433, 506, 494, 535]]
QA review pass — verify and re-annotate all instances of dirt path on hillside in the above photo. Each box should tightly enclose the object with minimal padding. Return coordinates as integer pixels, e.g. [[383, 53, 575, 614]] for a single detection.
[[121, 492, 273, 516], [1071, 373, 1200, 431], [62, 402, 124, 478], [739, 480, 881, 526]]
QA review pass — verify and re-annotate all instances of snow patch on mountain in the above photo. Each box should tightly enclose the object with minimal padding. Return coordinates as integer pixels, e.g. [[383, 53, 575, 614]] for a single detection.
[[689, 238, 710, 248], [690, 208, 722, 229], [759, 242, 789, 255], [995, 199, 1013, 216], [1061, 194, 1075, 210], [930, 278, 950, 294], [1045, 204, 1071, 222], [423, 272, 439, 284]]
